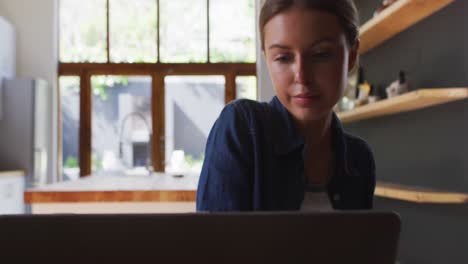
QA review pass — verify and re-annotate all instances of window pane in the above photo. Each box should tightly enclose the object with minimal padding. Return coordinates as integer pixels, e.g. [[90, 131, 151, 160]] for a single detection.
[[109, 0, 157, 63], [210, 0, 256, 62], [165, 76, 225, 174], [91, 76, 152, 175], [160, 0, 207, 62], [60, 76, 80, 181], [236, 76, 257, 100], [59, 0, 107, 62]]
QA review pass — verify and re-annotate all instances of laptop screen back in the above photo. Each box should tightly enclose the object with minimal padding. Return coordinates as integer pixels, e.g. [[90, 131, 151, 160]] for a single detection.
[[0, 211, 400, 264]]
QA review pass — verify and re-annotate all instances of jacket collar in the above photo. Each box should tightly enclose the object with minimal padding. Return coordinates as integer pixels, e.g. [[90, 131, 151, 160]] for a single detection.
[[269, 96, 351, 176]]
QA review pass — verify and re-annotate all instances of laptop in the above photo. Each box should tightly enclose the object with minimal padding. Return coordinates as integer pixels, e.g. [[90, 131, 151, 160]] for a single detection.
[[0, 211, 400, 264]]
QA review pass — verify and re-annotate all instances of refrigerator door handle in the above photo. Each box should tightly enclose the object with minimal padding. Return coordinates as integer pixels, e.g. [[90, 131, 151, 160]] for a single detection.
[[33, 148, 48, 186]]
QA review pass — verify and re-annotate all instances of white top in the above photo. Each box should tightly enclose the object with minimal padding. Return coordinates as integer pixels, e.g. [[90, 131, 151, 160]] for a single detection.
[[300, 185, 333, 211], [300, 192, 333, 211]]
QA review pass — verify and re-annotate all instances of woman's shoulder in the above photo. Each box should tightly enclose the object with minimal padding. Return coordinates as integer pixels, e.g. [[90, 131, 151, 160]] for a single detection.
[[342, 132, 376, 171], [343, 133, 373, 152], [221, 99, 273, 125], [227, 98, 271, 114]]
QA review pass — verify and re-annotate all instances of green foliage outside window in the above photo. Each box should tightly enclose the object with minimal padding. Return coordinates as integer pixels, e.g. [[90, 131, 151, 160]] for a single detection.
[[59, 0, 256, 63], [64, 156, 79, 168], [91, 76, 129, 101], [185, 154, 205, 170]]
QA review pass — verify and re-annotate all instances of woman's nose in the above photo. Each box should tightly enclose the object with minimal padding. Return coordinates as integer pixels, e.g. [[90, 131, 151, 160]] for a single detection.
[[293, 57, 310, 85]]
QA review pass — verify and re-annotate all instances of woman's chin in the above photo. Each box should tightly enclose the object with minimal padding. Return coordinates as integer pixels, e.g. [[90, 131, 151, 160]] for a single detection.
[[291, 107, 331, 123]]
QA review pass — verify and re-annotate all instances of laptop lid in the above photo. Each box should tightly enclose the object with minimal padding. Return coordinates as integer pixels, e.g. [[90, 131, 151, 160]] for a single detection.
[[0, 211, 400, 264]]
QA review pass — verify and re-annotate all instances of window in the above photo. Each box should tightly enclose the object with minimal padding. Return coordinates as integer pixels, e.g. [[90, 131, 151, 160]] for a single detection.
[[59, 0, 257, 178], [236, 76, 257, 100], [109, 0, 158, 63], [91, 76, 153, 175], [59, 0, 107, 62], [210, 0, 256, 62], [160, 0, 207, 62], [59, 76, 80, 181]]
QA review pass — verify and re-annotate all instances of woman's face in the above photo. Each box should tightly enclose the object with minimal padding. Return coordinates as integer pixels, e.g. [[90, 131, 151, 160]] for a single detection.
[[264, 7, 359, 123]]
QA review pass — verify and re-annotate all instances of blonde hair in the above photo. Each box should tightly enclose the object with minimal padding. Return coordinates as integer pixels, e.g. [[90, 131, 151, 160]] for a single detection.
[[259, 0, 360, 50]]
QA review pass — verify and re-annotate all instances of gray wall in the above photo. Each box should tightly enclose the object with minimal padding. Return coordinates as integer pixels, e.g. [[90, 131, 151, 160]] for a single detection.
[[0, 0, 59, 183], [164, 78, 225, 163], [374, 198, 468, 264], [349, 1, 468, 263]]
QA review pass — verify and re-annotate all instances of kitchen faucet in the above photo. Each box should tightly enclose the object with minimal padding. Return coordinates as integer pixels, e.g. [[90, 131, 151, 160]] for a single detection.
[[119, 112, 153, 175]]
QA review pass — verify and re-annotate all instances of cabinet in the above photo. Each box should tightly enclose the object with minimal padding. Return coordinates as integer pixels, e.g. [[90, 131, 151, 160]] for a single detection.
[[0, 171, 25, 214]]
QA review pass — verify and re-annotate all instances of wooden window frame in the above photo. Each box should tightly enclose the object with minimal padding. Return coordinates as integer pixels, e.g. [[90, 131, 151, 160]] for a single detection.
[[59, 63, 256, 177], [58, 0, 257, 178]]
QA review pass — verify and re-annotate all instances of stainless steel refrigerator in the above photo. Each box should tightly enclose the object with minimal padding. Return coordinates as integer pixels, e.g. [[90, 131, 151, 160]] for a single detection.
[[0, 16, 16, 120], [0, 79, 49, 188]]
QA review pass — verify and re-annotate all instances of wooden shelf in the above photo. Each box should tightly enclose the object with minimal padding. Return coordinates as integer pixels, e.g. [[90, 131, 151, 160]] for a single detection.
[[337, 88, 468, 123], [376, 182, 468, 204], [359, 0, 454, 54]]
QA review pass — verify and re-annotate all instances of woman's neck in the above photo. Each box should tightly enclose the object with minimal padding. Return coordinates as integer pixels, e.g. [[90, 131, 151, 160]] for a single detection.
[[297, 112, 335, 187], [295, 112, 333, 148]]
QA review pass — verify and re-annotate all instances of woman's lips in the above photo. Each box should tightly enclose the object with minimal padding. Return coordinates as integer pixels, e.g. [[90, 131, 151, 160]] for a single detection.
[[292, 94, 321, 106]]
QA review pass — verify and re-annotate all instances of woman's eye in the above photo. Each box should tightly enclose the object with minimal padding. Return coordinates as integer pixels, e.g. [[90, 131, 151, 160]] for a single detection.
[[313, 52, 331, 59], [274, 55, 291, 63]]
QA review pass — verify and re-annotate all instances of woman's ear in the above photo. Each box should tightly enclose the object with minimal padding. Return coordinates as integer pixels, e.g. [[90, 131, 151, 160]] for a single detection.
[[348, 39, 360, 73]]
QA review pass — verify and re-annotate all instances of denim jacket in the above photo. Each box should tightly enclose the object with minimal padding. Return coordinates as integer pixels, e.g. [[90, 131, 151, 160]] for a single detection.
[[196, 96, 376, 211]]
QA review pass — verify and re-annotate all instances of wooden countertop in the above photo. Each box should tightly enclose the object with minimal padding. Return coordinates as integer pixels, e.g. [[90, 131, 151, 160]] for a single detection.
[[0, 170, 25, 177], [24, 173, 198, 203], [28, 172, 465, 205]]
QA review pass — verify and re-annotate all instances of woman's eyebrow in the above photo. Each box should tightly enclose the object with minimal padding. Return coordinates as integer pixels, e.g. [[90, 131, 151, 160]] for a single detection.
[[268, 38, 338, 50], [268, 44, 291, 50]]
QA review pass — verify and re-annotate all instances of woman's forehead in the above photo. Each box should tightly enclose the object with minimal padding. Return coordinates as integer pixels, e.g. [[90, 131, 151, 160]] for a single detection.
[[264, 7, 346, 49]]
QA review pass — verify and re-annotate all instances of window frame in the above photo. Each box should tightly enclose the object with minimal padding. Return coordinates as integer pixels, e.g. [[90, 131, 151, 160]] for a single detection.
[[58, 0, 257, 178], [59, 63, 256, 178]]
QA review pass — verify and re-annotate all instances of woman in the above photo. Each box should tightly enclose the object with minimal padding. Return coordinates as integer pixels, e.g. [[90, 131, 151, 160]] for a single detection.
[[197, 0, 375, 211]]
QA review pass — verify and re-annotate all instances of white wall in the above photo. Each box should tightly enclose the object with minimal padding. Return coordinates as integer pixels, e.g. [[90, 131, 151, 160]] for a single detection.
[[0, 0, 58, 183], [0, 16, 15, 121], [256, 0, 274, 102], [0, 16, 15, 78]]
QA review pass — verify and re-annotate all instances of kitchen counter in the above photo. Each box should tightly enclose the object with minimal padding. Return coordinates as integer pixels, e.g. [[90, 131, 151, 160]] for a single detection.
[[0, 170, 25, 214], [24, 172, 198, 203], [0, 170, 25, 177], [24, 172, 198, 214]]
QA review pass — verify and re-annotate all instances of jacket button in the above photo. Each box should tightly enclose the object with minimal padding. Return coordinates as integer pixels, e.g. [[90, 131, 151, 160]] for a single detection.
[[333, 194, 340, 201]]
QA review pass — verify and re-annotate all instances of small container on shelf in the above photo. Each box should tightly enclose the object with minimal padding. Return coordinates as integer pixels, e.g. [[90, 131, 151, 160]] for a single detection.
[[335, 96, 355, 113], [368, 85, 381, 104], [353, 67, 373, 107], [386, 70, 409, 98]]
